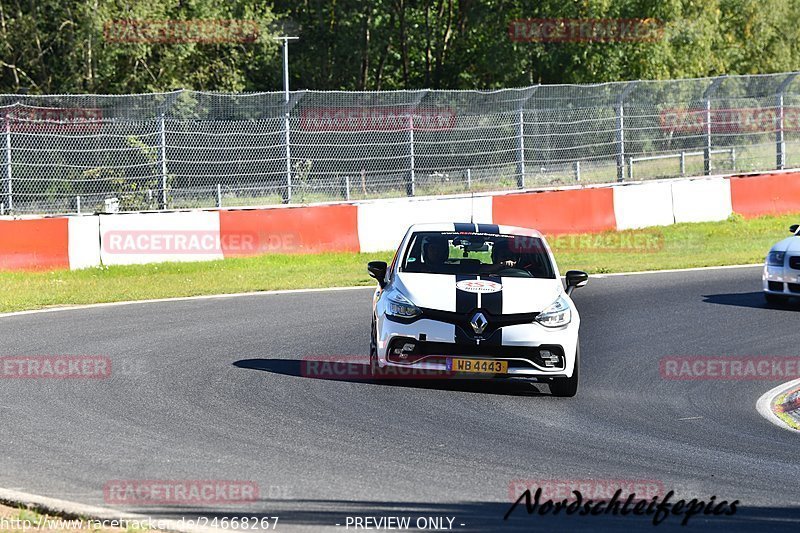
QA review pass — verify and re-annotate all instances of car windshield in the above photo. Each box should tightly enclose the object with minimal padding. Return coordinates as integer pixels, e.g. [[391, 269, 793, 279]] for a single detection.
[[401, 231, 556, 279]]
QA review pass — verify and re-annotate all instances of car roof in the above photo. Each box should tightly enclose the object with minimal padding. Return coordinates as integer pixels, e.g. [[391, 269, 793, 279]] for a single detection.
[[406, 222, 544, 238]]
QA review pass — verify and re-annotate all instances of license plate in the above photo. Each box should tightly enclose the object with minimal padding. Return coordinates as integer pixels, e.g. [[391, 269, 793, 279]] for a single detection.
[[447, 358, 508, 374]]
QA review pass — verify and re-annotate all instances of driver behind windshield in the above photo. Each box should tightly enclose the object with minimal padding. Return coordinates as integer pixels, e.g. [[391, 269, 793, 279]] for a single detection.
[[491, 239, 517, 267], [491, 238, 551, 277], [422, 236, 450, 265]]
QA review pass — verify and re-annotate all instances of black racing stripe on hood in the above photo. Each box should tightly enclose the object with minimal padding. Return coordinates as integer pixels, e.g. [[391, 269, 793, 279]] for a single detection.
[[455, 274, 478, 314], [479, 274, 504, 347], [479, 275, 503, 315], [477, 223, 500, 234], [454, 222, 476, 233], [454, 274, 478, 345]]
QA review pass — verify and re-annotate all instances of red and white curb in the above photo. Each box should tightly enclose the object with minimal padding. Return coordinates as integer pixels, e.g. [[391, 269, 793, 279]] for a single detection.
[[756, 378, 800, 433]]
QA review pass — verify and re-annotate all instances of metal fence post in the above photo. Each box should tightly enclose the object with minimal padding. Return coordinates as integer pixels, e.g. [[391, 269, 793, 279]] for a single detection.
[[573, 161, 581, 181], [407, 114, 416, 196], [776, 73, 798, 170], [616, 104, 624, 182], [702, 76, 726, 176], [159, 114, 168, 209], [703, 98, 712, 175], [616, 82, 637, 182], [517, 107, 526, 188], [466, 168, 472, 190], [284, 110, 292, 203], [76, 195, 81, 214], [216, 183, 222, 208], [680, 151, 686, 176], [4, 119, 11, 213], [275, 36, 298, 204]]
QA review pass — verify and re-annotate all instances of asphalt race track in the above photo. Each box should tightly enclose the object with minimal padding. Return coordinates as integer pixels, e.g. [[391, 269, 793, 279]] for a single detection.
[[1, 266, 799, 532]]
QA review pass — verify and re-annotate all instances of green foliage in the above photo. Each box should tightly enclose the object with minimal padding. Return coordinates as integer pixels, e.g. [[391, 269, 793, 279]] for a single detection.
[[2, 0, 800, 92]]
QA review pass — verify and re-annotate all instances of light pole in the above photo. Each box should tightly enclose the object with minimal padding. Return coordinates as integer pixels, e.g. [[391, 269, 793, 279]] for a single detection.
[[274, 36, 298, 203]]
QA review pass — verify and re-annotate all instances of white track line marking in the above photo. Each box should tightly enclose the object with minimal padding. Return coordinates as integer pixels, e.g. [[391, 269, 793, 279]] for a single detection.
[[591, 263, 760, 278], [0, 262, 763, 319], [756, 378, 800, 433], [0, 285, 373, 319]]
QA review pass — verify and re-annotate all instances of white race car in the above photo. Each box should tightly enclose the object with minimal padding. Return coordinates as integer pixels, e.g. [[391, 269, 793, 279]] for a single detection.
[[367, 223, 588, 397], [763, 223, 800, 304]]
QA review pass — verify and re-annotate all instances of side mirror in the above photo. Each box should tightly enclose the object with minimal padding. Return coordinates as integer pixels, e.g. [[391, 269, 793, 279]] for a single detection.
[[790, 224, 799, 234], [565, 270, 589, 295], [367, 261, 388, 288]]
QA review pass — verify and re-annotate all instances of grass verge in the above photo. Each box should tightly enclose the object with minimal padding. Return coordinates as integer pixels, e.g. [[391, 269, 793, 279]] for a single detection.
[[1, 212, 797, 314], [0, 503, 133, 532]]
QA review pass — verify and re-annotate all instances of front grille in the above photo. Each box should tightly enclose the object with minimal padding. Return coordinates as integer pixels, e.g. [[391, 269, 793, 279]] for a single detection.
[[768, 281, 784, 292], [790, 256, 800, 270], [419, 308, 538, 339], [788, 283, 800, 293]]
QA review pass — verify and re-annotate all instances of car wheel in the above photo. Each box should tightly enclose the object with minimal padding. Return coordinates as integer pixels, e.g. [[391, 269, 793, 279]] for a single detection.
[[369, 315, 379, 377], [550, 340, 579, 397], [765, 292, 789, 305]]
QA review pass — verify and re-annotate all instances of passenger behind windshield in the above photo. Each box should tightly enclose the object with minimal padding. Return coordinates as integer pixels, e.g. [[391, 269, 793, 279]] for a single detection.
[[402, 232, 555, 279]]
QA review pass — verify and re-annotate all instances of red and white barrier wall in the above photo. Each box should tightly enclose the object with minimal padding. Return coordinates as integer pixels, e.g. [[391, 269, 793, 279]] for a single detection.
[[1, 171, 799, 270]]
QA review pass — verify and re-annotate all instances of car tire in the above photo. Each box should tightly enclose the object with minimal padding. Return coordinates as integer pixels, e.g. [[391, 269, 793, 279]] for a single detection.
[[369, 315, 379, 377], [765, 292, 789, 305], [550, 341, 579, 397]]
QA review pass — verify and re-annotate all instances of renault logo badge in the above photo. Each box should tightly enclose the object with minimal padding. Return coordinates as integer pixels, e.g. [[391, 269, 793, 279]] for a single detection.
[[470, 311, 488, 335]]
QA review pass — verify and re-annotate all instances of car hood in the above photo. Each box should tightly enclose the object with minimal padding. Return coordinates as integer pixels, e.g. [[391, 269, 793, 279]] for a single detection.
[[771, 236, 800, 253], [394, 272, 562, 314]]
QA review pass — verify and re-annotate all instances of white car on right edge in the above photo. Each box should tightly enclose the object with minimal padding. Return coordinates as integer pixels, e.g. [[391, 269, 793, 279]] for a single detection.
[[763, 223, 800, 304]]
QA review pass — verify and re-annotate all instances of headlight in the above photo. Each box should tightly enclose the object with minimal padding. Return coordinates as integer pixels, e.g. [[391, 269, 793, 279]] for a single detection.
[[386, 292, 421, 318], [767, 251, 786, 266], [535, 295, 571, 328]]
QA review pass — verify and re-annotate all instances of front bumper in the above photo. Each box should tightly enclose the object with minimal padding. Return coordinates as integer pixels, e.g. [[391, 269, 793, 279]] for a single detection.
[[376, 314, 579, 378], [763, 263, 800, 295]]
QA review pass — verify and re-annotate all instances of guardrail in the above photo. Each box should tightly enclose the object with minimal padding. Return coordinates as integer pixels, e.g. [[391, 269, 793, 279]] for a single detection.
[[628, 149, 737, 181]]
